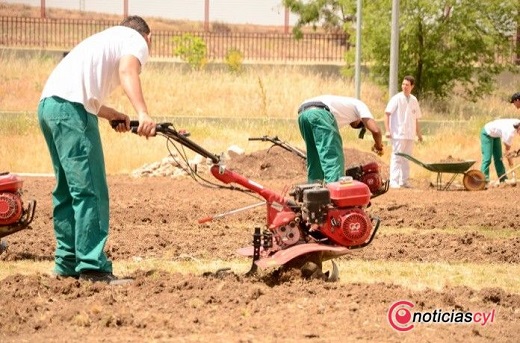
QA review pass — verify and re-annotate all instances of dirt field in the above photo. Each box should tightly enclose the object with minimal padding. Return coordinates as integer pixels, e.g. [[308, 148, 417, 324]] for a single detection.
[[1, 146, 519, 343]]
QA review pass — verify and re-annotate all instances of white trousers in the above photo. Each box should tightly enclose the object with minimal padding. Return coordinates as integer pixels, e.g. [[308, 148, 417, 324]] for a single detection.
[[390, 139, 415, 187]]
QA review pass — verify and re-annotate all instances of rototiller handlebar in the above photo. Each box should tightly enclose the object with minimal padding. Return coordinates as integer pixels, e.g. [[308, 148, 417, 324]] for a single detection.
[[111, 120, 220, 164], [248, 135, 307, 160]]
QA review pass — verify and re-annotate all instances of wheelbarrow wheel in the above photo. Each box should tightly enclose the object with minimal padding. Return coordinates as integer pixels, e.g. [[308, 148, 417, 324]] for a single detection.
[[463, 169, 486, 191]]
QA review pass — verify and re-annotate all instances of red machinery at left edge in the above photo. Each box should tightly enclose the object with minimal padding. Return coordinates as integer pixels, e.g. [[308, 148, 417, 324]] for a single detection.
[[0, 172, 36, 253]]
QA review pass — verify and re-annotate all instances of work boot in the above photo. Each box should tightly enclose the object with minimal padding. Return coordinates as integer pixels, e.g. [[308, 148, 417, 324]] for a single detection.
[[79, 271, 134, 285], [0, 240, 7, 254]]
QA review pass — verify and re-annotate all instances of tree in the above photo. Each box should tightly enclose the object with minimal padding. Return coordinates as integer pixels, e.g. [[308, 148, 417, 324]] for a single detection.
[[282, 1, 357, 77], [285, 0, 518, 101], [283, 0, 356, 38]]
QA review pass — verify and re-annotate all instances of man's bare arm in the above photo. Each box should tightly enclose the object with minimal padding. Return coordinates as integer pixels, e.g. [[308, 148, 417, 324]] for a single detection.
[[119, 55, 155, 137]]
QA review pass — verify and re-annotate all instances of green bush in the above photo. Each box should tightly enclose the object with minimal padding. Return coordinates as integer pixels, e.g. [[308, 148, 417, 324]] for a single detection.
[[173, 34, 208, 70], [224, 48, 244, 74]]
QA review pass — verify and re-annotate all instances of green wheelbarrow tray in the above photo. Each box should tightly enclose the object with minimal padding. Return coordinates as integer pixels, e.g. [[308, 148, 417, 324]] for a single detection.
[[395, 152, 486, 191]]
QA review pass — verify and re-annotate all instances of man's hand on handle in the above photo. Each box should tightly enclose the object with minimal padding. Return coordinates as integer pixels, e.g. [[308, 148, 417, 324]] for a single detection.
[[137, 112, 156, 138], [372, 144, 384, 156]]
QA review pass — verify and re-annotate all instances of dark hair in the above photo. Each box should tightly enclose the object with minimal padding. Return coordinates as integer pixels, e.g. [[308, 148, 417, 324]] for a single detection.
[[350, 121, 366, 139], [351, 120, 364, 129], [120, 16, 150, 36], [403, 75, 415, 86], [514, 122, 520, 129]]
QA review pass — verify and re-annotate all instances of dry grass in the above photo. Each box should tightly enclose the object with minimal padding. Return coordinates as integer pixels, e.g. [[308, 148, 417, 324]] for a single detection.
[[1, 258, 519, 294], [0, 51, 386, 174], [1, 49, 518, 178], [340, 260, 520, 293]]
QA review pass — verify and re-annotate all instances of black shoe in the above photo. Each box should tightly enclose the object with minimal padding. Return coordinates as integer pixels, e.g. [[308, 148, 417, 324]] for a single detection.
[[79, 271, 134, 285]]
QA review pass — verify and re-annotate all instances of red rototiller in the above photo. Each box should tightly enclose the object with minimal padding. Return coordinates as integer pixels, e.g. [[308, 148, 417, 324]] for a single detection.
[[117, 121, 388, 280], [0, 172, 36, 254]]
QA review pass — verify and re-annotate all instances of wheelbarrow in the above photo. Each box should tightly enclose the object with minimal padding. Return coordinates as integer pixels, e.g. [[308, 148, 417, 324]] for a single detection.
[[395, 152, 486, 191]]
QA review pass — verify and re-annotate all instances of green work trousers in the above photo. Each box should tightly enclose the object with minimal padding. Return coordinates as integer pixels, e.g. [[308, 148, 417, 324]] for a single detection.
[[38, 96, 112, 277], [298, 108, 344, 183], [480, 128, 506, 181]]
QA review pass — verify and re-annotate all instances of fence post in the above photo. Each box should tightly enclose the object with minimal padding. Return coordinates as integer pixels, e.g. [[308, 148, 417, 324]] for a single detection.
[[40, 0, 46, 18], [204, 0, 209, 32], [516, 26, 520, 65], [284, 7, 289, 34]]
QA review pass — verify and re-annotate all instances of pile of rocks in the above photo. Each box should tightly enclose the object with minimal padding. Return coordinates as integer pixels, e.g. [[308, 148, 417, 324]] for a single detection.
[[130, 145, 245, 178]]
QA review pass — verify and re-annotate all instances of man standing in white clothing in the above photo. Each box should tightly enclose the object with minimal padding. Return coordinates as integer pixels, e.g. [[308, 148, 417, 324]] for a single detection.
[[384, 76, 423, 189], [38, 16, 156, 284]]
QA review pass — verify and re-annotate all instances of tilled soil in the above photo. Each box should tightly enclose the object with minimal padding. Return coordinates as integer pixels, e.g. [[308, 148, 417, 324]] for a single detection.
[[1, 147, 519, 342]]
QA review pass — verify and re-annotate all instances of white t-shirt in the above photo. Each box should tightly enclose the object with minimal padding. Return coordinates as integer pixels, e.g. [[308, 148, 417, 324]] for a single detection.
[[484, 119, 520, 146], [40, 26, 149, 115], [385, 92, 422, 140], [300, 95, 374, 128]]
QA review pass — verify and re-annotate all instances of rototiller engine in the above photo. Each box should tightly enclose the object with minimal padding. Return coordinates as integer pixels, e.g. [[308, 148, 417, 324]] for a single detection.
[[116, 121, 382, 280], [236, 177, 379, 280], [0, 172, 36, 253]]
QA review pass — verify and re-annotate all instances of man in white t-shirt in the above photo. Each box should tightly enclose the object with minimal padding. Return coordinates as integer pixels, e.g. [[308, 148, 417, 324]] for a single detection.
[[298, 95, 384, 183], [480, 118, 520, 182], [37, 16, 156, 284], [384, 76, 423, 189]]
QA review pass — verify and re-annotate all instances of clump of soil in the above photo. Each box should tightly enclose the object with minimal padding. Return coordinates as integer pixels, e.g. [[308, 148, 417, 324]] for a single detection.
[[440, 155, 466, 163]]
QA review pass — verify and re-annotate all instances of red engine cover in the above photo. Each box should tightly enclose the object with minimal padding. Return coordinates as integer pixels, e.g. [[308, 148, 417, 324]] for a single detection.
[[326, 179, 371, 207], [320, 208, 372, 247], [0, 192, 23, 225], [0, 173, 23, 193]]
